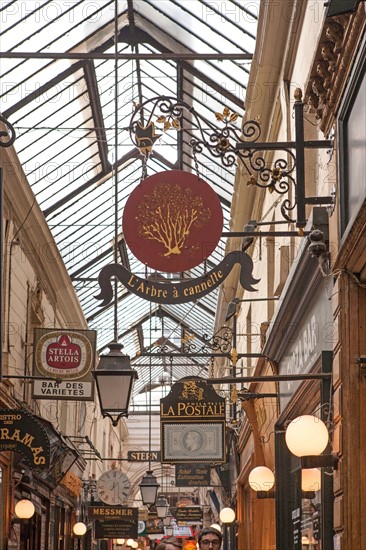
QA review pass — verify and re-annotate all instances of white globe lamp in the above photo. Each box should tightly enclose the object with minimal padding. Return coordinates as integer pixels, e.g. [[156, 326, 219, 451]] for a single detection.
[[73, 522, 87, 536], [301, 468, 321, 492], [248, 466, 275, 492], [210, 523, 222, 532], [285, 415, 329, 457], [14, 499, 35, 519], [219, 507, 236, 524]]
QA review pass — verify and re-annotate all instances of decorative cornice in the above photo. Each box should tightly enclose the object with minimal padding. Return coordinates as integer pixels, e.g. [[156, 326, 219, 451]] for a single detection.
[[305, 4, 366, 136]]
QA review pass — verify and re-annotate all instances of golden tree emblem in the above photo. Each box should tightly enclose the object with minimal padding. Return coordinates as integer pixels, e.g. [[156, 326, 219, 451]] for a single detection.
[[136, 183, 211, 257]]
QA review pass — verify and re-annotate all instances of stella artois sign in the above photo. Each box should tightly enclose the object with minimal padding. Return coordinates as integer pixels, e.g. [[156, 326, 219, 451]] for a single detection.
[[32, 328, 96, 400]]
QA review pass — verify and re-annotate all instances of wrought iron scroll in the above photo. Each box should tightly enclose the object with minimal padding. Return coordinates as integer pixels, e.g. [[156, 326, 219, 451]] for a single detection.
[[129, 90, 334, 228], [148, 327, 233, 356], [129, 95, 246, 169], [0, 115, 16, 148]]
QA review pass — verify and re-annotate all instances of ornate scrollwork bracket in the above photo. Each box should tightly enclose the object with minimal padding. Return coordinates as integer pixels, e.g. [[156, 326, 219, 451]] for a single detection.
[[236, 89, 335, 227], [129, 90, 335, 229], [0, 115, 16, 148]]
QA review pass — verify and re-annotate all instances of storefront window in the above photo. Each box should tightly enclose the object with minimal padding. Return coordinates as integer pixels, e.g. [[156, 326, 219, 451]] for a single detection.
[[338, 43, 366, 237], [301, 494, 321, 549]]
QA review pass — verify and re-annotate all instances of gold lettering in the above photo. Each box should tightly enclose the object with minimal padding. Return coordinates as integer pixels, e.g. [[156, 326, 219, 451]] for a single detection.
[[10, 429, 21, 442], [127, 275, 136, 288], [32, 446, 44, 459], [0, 428, 9, 439]]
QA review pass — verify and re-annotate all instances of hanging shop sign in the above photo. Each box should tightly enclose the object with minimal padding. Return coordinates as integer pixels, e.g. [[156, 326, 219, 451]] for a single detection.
[[122, 171, 224, 273], [95, 169, 259, 306], [175, 464, 211, 487], [160, 377, 226, 464], [32, 328, 96, 400], [127, 450, 161, 462], [95, 249, 259, 305], [89, 506, 137, 520], [146, 514, 165, 535], [175, 507, 203, 525], [92, 506, 138, 539], [0, 409, 50, 469]]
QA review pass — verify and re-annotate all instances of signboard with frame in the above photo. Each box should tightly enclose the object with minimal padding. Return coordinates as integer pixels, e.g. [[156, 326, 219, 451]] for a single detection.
[[175, 464, 211, 487], [160, 378, 226, 464], [92, 507, 138, 539], [32, 328, 96, 400], [175, 507, 203, 524], [0, 409, 50, 469]]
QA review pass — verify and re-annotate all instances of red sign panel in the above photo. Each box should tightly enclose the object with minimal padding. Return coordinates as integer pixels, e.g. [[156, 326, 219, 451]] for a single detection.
[[122, 170, 223, 272]]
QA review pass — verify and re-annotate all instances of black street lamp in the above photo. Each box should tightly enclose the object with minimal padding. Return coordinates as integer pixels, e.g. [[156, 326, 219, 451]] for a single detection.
[[92, 342, 138, 426], [139, 470, 160, 507], [155, 495, 169, 519]]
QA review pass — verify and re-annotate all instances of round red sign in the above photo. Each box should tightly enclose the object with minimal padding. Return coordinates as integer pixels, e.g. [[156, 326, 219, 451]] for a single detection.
[[122, 171, 223, 272]]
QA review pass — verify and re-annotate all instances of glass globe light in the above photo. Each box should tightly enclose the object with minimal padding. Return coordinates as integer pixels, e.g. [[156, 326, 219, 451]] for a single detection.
[[219, 507, 235, 524], [301, 468, 321, 492], [73, 522, 87, 536], [131, 542, 139, 548], [14, 499, 35, 519], [248, 466, 275, 492], [210, 523, 221, 532], [285, 415, 329, 457], [116, 539, 126, 545], [126, 539, 135, 546]]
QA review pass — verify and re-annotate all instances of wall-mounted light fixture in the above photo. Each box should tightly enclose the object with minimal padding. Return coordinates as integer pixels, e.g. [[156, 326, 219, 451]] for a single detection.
[[248, 466, 275, 499], [72, 521, 87, 550], [248, 466, 320, 500], [285, 415, 338, 469], [219, 508, 236, 550], [73, 522, 87, 536], [116, 539, 125, 546], [92, 342, 138, 426], [14, 499, 35, 520]]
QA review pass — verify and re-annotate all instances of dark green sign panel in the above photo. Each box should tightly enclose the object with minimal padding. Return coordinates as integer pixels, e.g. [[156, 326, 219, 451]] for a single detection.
[[175, 464, 211, 487], [0, 409, 50, 469], [93, 508, 138, 539], [175, 507, 203, 524]]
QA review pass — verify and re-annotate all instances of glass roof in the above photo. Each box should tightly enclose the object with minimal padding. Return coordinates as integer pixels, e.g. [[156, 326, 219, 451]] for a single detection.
[[0, 0, 259, 409]]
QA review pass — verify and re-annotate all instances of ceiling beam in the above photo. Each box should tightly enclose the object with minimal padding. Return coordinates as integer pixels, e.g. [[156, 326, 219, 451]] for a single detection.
[[0, 52, 253, 61]]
